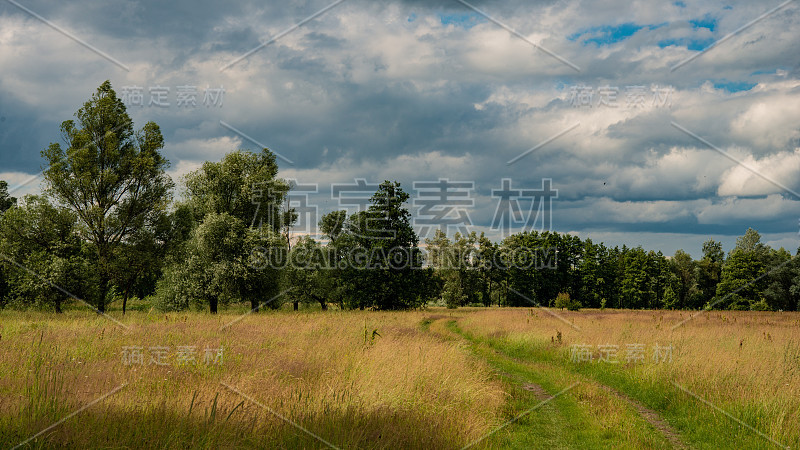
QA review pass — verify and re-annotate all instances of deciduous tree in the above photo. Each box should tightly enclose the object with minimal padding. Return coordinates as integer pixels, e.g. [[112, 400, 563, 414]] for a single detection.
[[41, 81, 173, 312]]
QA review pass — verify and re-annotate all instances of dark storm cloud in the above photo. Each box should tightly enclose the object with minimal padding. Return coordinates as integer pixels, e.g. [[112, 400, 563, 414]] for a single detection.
[[0, 92, 65, 173], [222, 79, 501, 168]]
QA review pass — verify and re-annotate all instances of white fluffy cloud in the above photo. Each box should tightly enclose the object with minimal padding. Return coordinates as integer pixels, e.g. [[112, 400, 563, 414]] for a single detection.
[[717, 149, 800, 197]]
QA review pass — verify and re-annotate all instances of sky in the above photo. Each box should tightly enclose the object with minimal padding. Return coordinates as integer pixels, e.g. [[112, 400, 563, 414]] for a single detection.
[[0, 0, 798, 257]]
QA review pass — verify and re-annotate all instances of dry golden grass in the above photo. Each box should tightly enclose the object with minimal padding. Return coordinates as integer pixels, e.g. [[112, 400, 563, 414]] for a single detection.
[[2, 307, 798, 448], [0, 309, 505, 448]]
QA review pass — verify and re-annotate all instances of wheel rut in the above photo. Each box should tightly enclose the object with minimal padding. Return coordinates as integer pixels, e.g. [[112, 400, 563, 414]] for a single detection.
[[425, 316, 689, 449], [597, 384, 687, 449]]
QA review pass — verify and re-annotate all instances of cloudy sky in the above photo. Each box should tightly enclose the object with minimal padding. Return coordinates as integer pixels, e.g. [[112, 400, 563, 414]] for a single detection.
[[1, 0, 798, 256]]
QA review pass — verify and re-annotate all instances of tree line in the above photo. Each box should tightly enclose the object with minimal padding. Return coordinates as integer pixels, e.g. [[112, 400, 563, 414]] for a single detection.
[[1, 81, 798, 314], [424, 227, 799, 311]]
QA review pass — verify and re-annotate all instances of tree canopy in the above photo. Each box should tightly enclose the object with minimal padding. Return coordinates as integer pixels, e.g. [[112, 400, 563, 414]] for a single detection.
[[40, 80, 173, 312]]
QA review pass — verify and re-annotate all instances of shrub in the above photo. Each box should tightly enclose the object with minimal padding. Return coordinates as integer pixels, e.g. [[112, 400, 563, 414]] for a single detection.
[[554, 292, 582, 311], [152, 264, 193, 312], [750, 299, 772, 311], [442, 274, 466, 309], [662, 285, 678, 310], [567, 298, 582, 311], [554, 292, 569, 310]]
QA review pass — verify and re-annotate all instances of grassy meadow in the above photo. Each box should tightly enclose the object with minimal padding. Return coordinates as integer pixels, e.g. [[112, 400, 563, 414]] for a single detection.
[[1, 305, 798, 449]]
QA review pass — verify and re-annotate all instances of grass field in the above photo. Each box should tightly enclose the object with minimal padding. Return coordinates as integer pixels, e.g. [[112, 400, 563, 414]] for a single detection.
[[1, 305, 798, 449]]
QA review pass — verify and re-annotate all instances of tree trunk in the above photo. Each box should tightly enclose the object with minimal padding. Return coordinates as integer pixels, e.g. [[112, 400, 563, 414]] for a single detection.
[[293, 301, 299, 311], [96, 244, 113, 314], [210, 298, 218, 314], [55, 298, 62, 314], [97, 276, 108, 313], [122, 285, 131, 315], [251, 298, 259, 312], [312, 295, 328, 311]]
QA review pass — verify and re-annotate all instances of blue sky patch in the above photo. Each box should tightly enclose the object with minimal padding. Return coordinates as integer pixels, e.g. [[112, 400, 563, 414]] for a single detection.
[[690, 14, 718, 32], [658, 37, 715, 51], [713, 80, 757, 92], [439, 12, 486, 29], [569, 22, 645, 46]]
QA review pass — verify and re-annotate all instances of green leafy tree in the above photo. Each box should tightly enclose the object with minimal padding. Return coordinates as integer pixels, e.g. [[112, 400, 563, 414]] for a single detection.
[[476, 232, 503, 306], [554, 292, 580, 311], [155, 212, 283, 313], [662, 284, 679, 310], [283, 236, 340, 310], [762, 248, 797, 311], [715, 229, 776, 310], [184, 149, 290, 233], [425, 230, 471, 308], [456, 232, 487, 306], [596, 244, 621, 309], [424, 229, 453, 306], [363, 181, 425, 310], [179, 149, 291, 312], [735, 228, 765, 253], [441, 271, 466, 308], [0, 196, 88, 312], [619, 247, 644, 308], [0, 181, 16, 213], [554, 292, 570, 310], [500, 231, 581, 307], [0, 180, 15, 303], [670, 249, 698, 309], [716, 251, 765, 309], [190, 214, 248, 313], [578, 239, 602, 308], [790, 248, 800, 311], [648, 251, 669, 309], [502, 231, 545, 306], [41, 81, 173, 312], [319, 210, 347, 243], [695, 239, 724, 309], [112, 204, 194, 314], [331, 181, 427, 310]]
